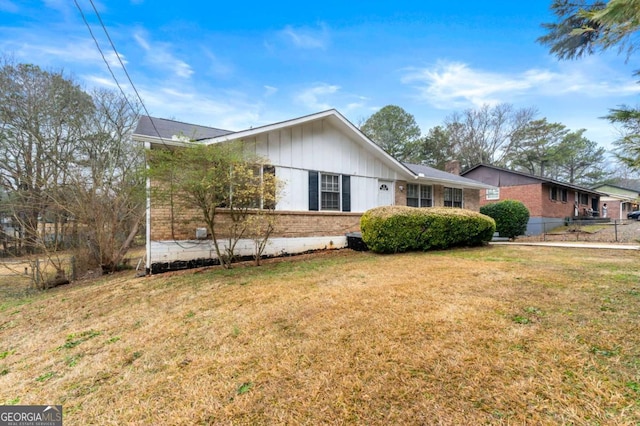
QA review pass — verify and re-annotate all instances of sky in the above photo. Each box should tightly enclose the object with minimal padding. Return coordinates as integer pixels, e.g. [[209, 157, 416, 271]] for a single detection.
[[1, 0, 640, 153]]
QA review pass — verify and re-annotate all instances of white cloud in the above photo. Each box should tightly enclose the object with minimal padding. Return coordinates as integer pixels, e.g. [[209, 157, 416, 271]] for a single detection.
[[1, 36, 127, 71], [133, 30, 194, 79], [201, 49, 233, 77], [280, 24, 329, 49], [264, 85, 278, 97], [402, 60, 640, 109], [82, 75, 120, 89], [133, 32, 151, 51], [137, 84, 264, 131], [0, 0, 19, 13], [294, 83, 340, 110]]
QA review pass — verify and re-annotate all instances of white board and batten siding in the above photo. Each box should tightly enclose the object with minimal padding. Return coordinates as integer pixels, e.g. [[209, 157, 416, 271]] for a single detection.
[[246, 118, 401, 213]]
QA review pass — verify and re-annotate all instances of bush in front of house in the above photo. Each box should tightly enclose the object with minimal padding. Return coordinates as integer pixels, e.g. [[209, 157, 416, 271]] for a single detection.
[[360, 206, 496, 254], [479, 199, 529, 240]]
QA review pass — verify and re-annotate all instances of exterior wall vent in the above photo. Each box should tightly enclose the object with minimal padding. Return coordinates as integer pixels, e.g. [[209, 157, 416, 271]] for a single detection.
[[195, 227, 207, 239]]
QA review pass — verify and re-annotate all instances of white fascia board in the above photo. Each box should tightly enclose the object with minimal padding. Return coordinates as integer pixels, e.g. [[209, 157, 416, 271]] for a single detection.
[[601, 194, 636, 202], [415, 176, 496, 190], [133, 134, 193, 148]]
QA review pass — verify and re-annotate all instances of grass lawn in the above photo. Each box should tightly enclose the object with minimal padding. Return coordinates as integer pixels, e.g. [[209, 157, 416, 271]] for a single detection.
[[1, 245, 639, 424]]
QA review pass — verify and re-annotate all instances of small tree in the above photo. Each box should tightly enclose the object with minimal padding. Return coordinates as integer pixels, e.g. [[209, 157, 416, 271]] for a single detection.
[[148, 142, 280, 269], [480, 200, 530, 240], [244, 211, 278, 265]]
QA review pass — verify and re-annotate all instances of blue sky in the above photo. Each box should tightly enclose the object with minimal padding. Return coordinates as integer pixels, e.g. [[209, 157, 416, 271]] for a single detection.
[[1, 0, 640, 152]]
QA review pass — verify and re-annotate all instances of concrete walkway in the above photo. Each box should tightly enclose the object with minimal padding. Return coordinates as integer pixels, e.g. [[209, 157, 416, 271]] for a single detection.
[[490, 241, 640, 250]]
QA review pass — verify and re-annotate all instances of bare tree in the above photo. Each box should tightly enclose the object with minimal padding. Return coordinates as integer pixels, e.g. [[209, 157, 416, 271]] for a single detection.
[[61, 89, 145, 273], [0, 60, 145, 281], [0, 61, 93, 255], [444, 104, 537, 171]]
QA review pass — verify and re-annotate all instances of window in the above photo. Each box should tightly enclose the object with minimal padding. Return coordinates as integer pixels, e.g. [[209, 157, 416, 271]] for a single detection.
[[262, 165, 276, 209], [308, 171, 351, 212], [407, 184, 433, 207], [580, 193, 589, 205], [230, 164, 276, 209], [486, 188, 500, 200], [321, 174, 340, 210], [444, 187, 463, 207], [550, 186, 567, 202]]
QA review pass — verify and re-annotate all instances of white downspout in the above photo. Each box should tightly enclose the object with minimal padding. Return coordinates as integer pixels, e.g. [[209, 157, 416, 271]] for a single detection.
[[145, 142, 152, 274]]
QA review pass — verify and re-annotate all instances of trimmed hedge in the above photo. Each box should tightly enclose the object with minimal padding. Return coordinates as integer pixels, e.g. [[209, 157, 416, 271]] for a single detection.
[[479, 199, 529, 240], [360, 206, 496, 254]]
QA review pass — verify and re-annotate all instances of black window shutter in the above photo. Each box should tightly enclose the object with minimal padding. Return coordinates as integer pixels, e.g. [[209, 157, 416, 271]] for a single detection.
[[342, 175, 351, 212], [309, 171, 319, 211]]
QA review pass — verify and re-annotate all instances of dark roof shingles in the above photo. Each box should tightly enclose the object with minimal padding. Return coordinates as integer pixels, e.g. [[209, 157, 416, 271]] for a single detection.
[[403, 162, 486, 186], [134, 116, 233, 140]]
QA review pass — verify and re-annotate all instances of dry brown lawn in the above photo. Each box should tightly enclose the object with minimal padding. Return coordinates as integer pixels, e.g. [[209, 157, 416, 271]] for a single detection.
[[1, 245, 639, 425]]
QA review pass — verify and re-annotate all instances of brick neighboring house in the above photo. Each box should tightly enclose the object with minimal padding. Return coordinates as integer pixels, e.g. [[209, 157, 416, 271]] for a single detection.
[[461, 164, 606, 235], [133, 109, 493, 274], [591, 184, 640, 220]]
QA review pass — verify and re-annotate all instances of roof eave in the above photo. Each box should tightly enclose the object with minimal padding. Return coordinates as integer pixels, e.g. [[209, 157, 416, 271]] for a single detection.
[[132, 134, 193, 148], [415, 175, 495, 190]]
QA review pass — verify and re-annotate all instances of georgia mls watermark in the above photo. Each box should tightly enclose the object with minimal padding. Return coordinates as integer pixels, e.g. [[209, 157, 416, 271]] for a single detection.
[[0, 405, 62, 426]]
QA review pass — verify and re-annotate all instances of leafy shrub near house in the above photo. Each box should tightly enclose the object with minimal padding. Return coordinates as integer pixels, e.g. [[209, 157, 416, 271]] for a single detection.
[[480, 199, 529, 240], [360, 206, 496, 254]]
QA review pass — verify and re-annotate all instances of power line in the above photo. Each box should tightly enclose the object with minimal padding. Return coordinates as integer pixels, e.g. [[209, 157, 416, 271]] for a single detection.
[[73, 0, 167, 145]]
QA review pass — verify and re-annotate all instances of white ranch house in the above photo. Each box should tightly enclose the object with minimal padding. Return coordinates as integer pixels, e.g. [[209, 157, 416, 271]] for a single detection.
[[133, 109, 492, 274]]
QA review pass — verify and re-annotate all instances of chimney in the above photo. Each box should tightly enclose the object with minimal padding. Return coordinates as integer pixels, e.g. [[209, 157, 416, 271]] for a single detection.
[[445, 160, 461, 175]]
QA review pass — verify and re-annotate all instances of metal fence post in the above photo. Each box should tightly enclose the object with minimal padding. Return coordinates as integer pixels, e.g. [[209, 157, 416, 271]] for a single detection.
[[35, 259, 40, 288], [71, 256, 77, 281]]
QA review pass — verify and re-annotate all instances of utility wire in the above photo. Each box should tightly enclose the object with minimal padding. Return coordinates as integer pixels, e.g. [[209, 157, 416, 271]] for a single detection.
[[73, 0, 167, 146]]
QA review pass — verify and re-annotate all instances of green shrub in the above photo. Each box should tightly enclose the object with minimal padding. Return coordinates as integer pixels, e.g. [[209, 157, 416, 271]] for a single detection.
[[360, 206, 496, 254], [480, 199, 529, 240]]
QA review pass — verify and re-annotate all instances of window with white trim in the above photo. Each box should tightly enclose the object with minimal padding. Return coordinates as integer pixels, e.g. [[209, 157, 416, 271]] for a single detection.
[[320, 173, 340, 210], [444, 187, 463, 207], [407, 184, 433, 207], [486, 188, 500, 200]]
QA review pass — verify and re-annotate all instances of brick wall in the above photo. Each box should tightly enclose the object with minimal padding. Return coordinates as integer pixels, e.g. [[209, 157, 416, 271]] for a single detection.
[[395, 181, 407, 205], [150, 203, 362, 241], [433, 185, 444, 206], [541, 184, 577, 218], [463, 188, 480, 211], [151, 184, 484, 241], [602, 201, 619, 220], [478, 183, 585, 219], [478, 184, 543, 215]]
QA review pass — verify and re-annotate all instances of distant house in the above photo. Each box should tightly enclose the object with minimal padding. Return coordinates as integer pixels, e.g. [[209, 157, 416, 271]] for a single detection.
[[133, 109, 493, 274], [591, 184, 640, 220], [461, 164, 606, 235]]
